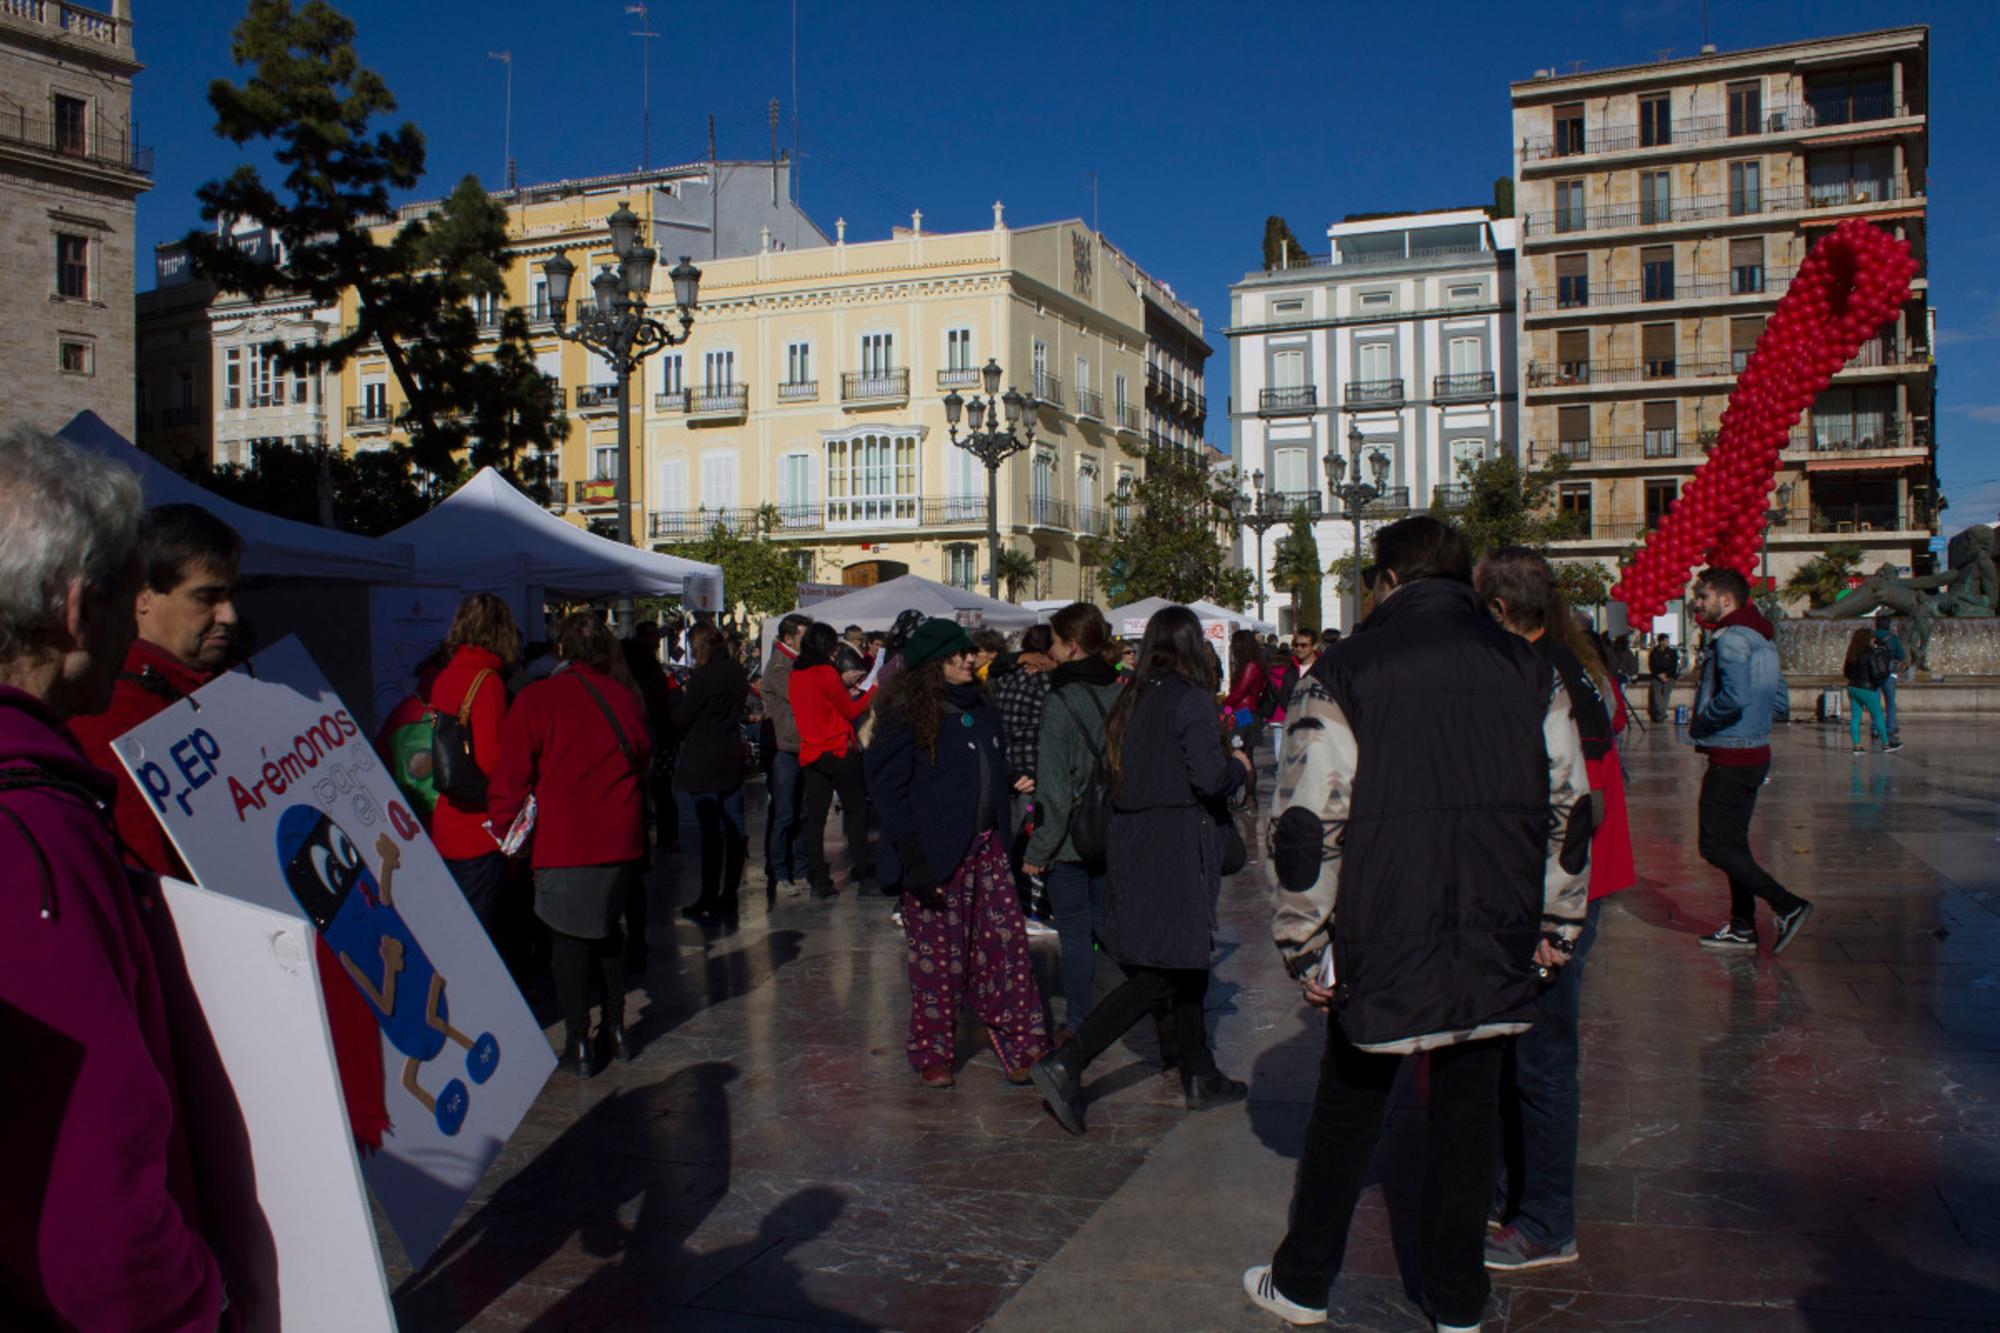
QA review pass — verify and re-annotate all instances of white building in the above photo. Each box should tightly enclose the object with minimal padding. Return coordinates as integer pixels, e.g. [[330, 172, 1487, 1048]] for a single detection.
[[1227, 209, 1518, 631]]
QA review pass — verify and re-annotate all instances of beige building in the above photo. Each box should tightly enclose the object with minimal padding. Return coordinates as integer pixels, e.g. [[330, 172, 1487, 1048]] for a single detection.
[[1510, 25, 1935, 602], [0, 0, 147, 438]]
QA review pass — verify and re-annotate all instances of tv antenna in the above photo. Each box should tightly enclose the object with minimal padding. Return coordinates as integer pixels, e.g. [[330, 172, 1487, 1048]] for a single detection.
[[487, 50, 513, 190], [627, 3, 659, 169]]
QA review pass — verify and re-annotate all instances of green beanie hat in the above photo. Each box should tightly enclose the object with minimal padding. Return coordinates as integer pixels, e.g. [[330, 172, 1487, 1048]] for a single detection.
[[902, 617, 976, 669]]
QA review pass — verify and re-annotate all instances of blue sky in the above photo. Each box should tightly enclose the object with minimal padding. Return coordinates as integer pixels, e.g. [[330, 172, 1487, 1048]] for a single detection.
[[134, 0, 1998, 532]]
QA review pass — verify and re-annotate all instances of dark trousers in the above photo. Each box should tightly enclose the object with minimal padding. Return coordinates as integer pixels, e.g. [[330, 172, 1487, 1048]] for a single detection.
[[1271, 1019, 1505, 1327], [691, 787, 747, 907], [444, 852, 505, 941], [550, 926, 627, 1043], [801, 748, 873, 889], [1697, 761, 1804, 929], [1498, 899, 1602, 1248], [764, 750, 804, 884], [650, 764, 679, 850], [1647, 678, 1671, 722], [1044, 861, 1106, 1028], [1069, 964, 1216, 1078]]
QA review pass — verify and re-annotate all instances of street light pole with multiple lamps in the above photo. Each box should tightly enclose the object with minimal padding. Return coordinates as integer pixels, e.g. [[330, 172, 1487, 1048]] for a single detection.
[[1325, 423, 1392, 630], [1235, 470, 1288, 624], [943, 358, 1036, 599]]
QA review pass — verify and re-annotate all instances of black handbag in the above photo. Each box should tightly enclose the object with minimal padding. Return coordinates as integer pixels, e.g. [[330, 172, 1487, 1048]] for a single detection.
[[430, 668, 494, 805], [1218, 808, 1249, 877]]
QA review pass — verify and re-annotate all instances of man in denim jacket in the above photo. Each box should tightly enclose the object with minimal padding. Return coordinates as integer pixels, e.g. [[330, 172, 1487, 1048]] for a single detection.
[[1688, 566, 1812, 954]]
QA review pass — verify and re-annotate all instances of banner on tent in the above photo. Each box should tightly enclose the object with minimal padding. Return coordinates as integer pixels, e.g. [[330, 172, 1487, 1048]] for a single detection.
[[367, 585, 461, 724], [794, 581, 849, 607], [110, 637, 554, 1269], [683, 571, 724, 613]]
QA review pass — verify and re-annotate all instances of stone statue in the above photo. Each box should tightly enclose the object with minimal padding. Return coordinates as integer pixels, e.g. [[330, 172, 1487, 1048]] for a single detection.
[[1926, 525, 1998, 618], [1802, 526, 1997, 671]]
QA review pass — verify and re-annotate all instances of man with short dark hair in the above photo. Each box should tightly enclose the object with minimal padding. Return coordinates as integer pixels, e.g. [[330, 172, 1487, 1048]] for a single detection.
[[1689, 566, 1811, 953], [1244, 515, 1591, 1333], [1646, 632, 1680, 722], [761, 613, 812, 896]]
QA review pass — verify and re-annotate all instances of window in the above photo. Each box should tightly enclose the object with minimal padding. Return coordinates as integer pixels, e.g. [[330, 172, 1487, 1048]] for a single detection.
[[656, 457, 688, 512], [1811, 385, 1895, 450], [1728, 160, 1762, 217], [1729, 237, 1765, 295], [1556, 253, 1588, 309], [1272, 447, 1309, 496], [945, 436, 981, 499], [592, 445, 618, 481], [177, 368, 195, 407], [825, 430, 919, 525], [1447, 282, 1483, 306], [1642, 323, 1676, 379], [225, 349, 242, 408], [1447, 335, 1482, 376], [1805, 64, 1894, 128], [1641, 245, 1675, 302], [1077, 461, 1098, 521], [1553, 102, 1585, 156], [1644, 478, 1679, 526], [1358, 289, 1393, 311], [532, 277, 549, 318], [776, 451, 817, 521], [1638, 93, 1671, 148], [1727, 81, 1763, 137], [945, 543, 978, 590], [1074, 355, 1090, 396], [1273, 298, 1305, 316], [1558, 482, 1593, 533], [59, 340, 91, 374], [1449, 437, 1490, 480], [860, 331, 895, 375], [1639, 170, 1672, 225], [53, 94, 87, 156], [1554, 179, 1586, 233], [1032, 338, 1048, 386], [700, 451, 738, 509], [1732, 315, 1766, 373], [1114, 372, 1128, 415], [1556, 329, 1590, 383], [945, 327, 973, 371], [1643, 401, 1678, 457], [703, 349, 735, 392], [785, 340, 811, 385], [363, 379, 388, 418], [1357, 341, 1391, 383], [249, 345, 278, 407], [1030, 451, 1054, 525], [56, 233, 88, 299], [659, 352, 684, 396], [1558, 405, 1592, 457], [1272, 347, 1305, 389], [1807, 146, 1893, 206]]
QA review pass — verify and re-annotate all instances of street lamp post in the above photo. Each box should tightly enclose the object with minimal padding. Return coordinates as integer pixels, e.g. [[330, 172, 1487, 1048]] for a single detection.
[[1325, 423, 1391, 630], [1235, 469, 1287, 623], [1760, 480, 1795, 593], [943, 358, 1036, 599], [542, 201, 701, 632]]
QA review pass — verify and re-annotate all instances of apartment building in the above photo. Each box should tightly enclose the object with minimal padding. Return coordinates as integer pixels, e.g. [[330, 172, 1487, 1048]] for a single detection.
[[0, 0, 148, 438], [1228, 209, 1518, 630], [1110, 243, 1209, 458], [1510, 26, 1935, 605], [638, 208, 1157, 600]]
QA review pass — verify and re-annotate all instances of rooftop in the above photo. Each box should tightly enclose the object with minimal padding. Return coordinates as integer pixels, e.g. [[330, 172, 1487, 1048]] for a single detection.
[[1511, 24, 1927, 95]]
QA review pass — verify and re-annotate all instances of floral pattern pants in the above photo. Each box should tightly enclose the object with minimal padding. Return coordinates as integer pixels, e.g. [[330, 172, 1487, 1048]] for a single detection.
[[902, 829, 1048, 1074]]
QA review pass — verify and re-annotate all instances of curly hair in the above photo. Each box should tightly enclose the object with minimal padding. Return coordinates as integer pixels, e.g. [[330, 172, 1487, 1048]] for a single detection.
[[446, 592, 522, 665], [882, 658, 948, 761]]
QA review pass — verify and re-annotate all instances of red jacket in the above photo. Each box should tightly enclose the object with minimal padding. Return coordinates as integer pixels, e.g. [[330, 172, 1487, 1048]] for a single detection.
[[67, 637, 210, 879], [425, 645, 508, 861], [788, 663, 872, 765], [487, 666, 653, 868], [1224, 660, 1270, 717]]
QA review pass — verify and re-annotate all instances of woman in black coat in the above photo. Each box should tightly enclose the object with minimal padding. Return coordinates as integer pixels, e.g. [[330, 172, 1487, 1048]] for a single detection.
[[1030, 605, 1253, 1135], [673, 623, 750, 922]]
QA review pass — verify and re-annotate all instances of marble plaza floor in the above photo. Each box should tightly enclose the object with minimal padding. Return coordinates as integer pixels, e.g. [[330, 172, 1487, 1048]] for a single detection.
[[381, 718, 2000, 1331]]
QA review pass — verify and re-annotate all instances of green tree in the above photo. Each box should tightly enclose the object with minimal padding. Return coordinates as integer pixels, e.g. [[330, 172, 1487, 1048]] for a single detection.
[[187, 0, 565, 496], [1096, 444, 1246, 606], [180, 438, 431, 536], [993, 548, 1039, 602], [662, 510, 811, 621], [1554, 560, 1614, 609], [1488, 176, 1515, 220], [1268, 503, 1324, 632], [1261, 215, 1314, 271], [1450, 452, 1577, 560], [1781, 543, 1864, 609]]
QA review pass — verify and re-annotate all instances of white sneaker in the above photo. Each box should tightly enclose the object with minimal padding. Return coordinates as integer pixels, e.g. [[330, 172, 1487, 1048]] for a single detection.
[[1241, 1266, 1326, 1326], [781, 880, 806, 899], [1434, 1323, 1481, 1333], [1024, 916, 1057, 939]]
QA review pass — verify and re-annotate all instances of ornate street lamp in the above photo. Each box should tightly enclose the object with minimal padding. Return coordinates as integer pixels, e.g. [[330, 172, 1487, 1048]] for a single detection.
[[1760, 480, 1795, 593], [943, 357, 1036, 598], [1236, 468, 1287, 623], [541, 201, 700, 630], [1325, 423, 1392, 629]]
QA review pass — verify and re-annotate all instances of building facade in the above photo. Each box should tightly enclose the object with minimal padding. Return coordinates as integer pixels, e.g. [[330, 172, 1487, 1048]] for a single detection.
[[0, 0, 147, 437], [1510, 26, 1935, 608], [1228, 209, 1518, 630]]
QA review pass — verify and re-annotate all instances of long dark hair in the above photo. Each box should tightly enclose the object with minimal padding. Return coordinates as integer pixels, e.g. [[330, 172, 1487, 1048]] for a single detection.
[[795, 621, 841, 671], [883, 658, 947, 760], [1050, 601, 1117, 666], [1842, 627, 1876, 677], [554, 611, 637, 692], [1104, 605, 1216, 795], [1229, 628, 1263, 689]]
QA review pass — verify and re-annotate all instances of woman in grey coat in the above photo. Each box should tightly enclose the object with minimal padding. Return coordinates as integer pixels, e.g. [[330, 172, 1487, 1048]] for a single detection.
[[1030, 605, 1253, 1135]]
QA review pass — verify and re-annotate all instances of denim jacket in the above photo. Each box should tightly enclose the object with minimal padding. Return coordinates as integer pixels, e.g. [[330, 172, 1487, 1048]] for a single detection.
[[1688, 614, 1786, 748]]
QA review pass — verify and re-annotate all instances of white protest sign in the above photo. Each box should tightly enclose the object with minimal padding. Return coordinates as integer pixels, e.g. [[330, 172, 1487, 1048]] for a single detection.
[[156, 877, 393, 1332], [112, 636, 554, 1268]]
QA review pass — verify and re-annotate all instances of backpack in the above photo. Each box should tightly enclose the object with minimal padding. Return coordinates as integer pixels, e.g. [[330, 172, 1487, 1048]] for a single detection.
[[1255, 663, 1287, 721], [1054, 688, 1113, 868], [1867, 646, 1893, 690], [429, 668, 494, 806]]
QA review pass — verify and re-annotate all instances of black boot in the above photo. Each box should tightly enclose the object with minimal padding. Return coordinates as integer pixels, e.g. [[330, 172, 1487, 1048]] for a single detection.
[[557, 1030, 596, 1079], [605, 1021, 634, 1063], [1030, 1047, 1087, 1136], [680, 897, 718, 924], [1182, 1069, 1248, 1110]]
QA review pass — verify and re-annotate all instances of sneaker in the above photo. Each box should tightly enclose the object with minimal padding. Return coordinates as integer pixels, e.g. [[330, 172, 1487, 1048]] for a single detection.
[[1852, 745, 1866, 754], [780, 880, 807, 899], [1024, 916, 1058, 939], [1483, 1223, 1578, 1271], [1885, 740, 1904, 753], [1241, 1266, 1326, 1327], [1698, 923, 1757, 950], [1772, 900, 1814, 956]]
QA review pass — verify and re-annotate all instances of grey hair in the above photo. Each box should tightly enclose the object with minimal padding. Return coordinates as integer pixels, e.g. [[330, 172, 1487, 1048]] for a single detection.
[[0, 423, 143, 662]]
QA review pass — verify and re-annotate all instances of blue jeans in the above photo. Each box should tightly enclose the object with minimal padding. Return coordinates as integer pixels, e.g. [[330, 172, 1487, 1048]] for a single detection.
[[692, 787, 746, 906], [765, 750, 804, 884], [1044, 860, 1105, 1028], [1501, 898, 1602, 1248], [1881, 673, 1899, 736]]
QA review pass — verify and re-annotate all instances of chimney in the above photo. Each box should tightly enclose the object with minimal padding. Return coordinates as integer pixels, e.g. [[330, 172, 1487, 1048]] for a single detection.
[[911, 209, 922, 235], [835, 217, 846, 245], [992, 200, 1006, 230]]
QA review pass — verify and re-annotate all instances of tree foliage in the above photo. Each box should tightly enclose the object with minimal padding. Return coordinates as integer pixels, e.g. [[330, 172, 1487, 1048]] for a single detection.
[[180, 439, 433, 537], [186, 0, 565, 495], [1781, 543, 1864, 609], [1261, 216, 1314, 270], [1554, 560, 1614, 608], [1448, 452, 1577, 561], [1096, 444, 1247, 607], [1488, 176, 1515, 220], [661, 510, 808, 621], [993, 548, 1039, 602], [1268, 502, 1324, 631]]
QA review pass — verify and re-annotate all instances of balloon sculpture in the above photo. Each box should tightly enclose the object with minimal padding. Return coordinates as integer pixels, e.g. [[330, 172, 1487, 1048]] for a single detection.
[[1611, 218, 1919, 622]]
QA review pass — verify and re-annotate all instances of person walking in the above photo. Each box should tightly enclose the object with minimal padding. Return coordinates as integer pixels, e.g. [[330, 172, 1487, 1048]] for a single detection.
[[1646, 632, 1680, 723], [1872, 616, 1908, 746], [674, 623, 751, 922], [789, 621, 877, 898], [991, 623, 1056, 915], [760, 614, 810, 897], [1690, 566, 1812, 953], [488, 613, 653, 1076], [1843, 627, 1896, 755], [1242, 517, 1592, 1333], [425, 593, 518, 939], [1020, 603, 1124, 1043], [865, 619, 1047, 1087], [1475, 550, 1635, 1274], [1029, 605, 1255, 1134]]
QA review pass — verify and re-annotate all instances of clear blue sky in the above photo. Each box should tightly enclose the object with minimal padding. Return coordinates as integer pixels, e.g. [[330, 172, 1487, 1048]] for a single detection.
[[133, 0, 1998, 532]]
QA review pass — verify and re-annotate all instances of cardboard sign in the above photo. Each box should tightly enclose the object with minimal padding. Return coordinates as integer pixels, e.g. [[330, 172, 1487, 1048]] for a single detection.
[[111, 637, 554, 1268]]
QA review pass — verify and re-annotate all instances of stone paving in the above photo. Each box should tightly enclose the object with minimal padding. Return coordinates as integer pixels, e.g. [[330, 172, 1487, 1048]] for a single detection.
[[382, 718, 2000, 1331]]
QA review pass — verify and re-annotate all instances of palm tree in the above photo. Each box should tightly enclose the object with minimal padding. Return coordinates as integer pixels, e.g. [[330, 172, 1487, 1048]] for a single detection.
[[1782, 543, 1864, 609], [993, 548, 1039, 602]]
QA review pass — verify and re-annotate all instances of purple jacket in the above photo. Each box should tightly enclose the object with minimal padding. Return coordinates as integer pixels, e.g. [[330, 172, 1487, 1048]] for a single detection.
[[0, 686, 224, 1331]]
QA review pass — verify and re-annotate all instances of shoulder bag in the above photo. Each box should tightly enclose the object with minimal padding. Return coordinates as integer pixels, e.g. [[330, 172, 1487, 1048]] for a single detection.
[[430, 668, 494, 805]]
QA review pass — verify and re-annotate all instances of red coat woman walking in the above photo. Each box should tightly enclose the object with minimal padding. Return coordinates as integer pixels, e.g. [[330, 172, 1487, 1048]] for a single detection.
[[426, 593, 519, 940], [787, 621, 877, 897]]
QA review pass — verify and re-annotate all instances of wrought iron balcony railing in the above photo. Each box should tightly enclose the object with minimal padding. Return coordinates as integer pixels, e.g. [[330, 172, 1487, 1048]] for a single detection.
[[1259, 386, 1317, 414], [841, 368, 910, 402], [1344, 378, 1406, 407], [1432, 372, 1496, 402]]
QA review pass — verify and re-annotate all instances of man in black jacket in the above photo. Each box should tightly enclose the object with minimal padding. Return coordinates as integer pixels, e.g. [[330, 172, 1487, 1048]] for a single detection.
[[1242, 516, 1591, 1333], [1646, 633, 1680, 722]]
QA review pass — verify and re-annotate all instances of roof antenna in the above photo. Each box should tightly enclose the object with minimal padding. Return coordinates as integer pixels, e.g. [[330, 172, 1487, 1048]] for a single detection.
[[486, 51, 513, 191], [769, 98, 780, 207], [626, 3, 658, 169]]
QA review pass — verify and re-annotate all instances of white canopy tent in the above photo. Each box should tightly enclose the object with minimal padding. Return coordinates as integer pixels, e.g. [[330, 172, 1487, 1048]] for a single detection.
[[760, 574, 1041, 657], [1108, 596, 1274, 684]]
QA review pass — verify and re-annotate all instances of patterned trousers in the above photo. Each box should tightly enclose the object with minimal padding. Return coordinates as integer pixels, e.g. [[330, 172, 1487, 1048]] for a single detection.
[[901, 829, 1048, 1074]]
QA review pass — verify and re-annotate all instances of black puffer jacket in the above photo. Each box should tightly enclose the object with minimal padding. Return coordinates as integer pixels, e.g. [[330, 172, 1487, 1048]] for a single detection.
[[670, 657, 749, 793]]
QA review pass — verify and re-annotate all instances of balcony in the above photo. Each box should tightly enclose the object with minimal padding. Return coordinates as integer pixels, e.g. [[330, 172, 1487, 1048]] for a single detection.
[[1184, 391, 1208, 419], [575, 384, 622, 413], [649, 495, 990, 539], [686, 384, 749, 422], [1116, 403, 1142, 433], [1433, 371, 1496, 402], [1075, 387, 1104, 421], [656, 389, 689, 413], [1523, 267, 1797, 315], [1786, 416, 1927, 457], [1523, 178, 1920, 240], [1431, 485, 1473, 511], [1032, 373, 1064, 412], [1028, 496, 1071, 530], [937, 366, 981, 389], [1519, 98, 1916, 163], [1547, 519, 1655, 544], [1256, 244, 1490, 275], [346, 405, 392, 431], [1334, 487, 1412, 516], [574, 478, 620, 506], [1527, 356, 1737, 389], [1529, 434, 1705, 466], [1259, 386, 1317, 415], [1344, 378, 1406, 408], [1271, 491, 1324, 517], [777, 380, 818, 403], [1806, 502, 1929, 535], [841, 367, 909, 407], [0, 108, 153, 177]]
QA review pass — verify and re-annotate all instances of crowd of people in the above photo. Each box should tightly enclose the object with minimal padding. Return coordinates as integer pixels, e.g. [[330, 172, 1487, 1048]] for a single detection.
[[0, 416, 1834, 1332]]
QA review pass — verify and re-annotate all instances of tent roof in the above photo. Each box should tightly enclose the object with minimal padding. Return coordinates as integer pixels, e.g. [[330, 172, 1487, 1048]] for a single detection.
[[761, 574, 1040, 652], [384, 467, 720, 598], [58, 411, 415, 582], [1109, 597, 1276, 635]]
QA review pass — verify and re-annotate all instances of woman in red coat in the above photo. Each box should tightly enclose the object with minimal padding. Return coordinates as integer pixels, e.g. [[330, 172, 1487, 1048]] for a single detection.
[[487, 613, 652, 1076], [787, 621, 876, 898], [426, 593, 518, 940]]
